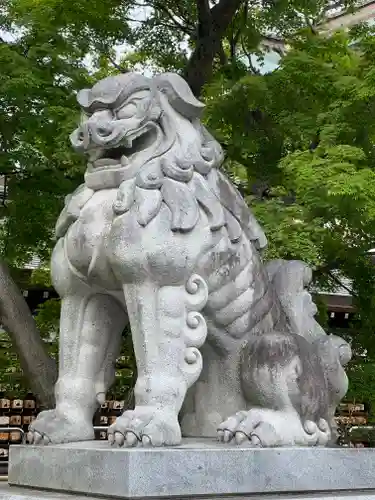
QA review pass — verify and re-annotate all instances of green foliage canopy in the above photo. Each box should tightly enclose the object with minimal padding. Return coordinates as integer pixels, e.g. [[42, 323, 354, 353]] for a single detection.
[[205, 27, 375, 355]]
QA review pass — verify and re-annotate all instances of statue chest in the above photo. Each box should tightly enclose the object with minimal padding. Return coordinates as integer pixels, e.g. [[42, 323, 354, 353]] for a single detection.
[[64, 189, 119, 287], [109, 202, 214, 285], [61, 184, 216, 288]]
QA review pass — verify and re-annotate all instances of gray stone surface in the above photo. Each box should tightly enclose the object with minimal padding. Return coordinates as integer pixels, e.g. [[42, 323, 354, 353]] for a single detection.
[[28, 71, 351, 449], [8, 440, 375, 499]]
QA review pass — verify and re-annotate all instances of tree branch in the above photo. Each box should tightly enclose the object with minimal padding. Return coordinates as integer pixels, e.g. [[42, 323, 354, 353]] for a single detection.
[[232, 2, 247, 51], [327, 271, 357, 298], [127, 16, 189, 36], [107, 53, 129, 73], [241, 37, 260, 75], [153, 1, 194, 36], [218, 42, 228, 65]]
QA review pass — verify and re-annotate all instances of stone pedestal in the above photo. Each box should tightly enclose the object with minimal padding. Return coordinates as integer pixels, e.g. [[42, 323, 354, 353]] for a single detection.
[[5, 439, 375, 499]]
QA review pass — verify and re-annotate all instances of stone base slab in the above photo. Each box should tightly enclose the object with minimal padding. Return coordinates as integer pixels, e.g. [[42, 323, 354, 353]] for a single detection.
[[7, 439, 375, 499], [3, 485, 375, 500], [0, 483, 100, 500]]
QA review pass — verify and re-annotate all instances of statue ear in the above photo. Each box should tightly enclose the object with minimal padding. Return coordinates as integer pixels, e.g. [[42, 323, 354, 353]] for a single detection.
[[153, 73, 205, 120], [77, 89, 91, 110]]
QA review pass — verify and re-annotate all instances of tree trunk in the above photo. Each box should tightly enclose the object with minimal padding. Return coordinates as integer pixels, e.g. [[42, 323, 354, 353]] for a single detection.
[[184, 0, 246, 96], [0, 260, 57, 408]]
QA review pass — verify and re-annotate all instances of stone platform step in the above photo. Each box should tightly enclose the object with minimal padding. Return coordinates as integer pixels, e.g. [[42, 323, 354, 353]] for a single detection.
[[0, 483, 100, 499], [7, 439, 375, 499], [2, 485, 375, 500]]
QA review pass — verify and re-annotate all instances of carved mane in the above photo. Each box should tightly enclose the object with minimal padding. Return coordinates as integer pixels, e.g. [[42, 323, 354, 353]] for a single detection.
[[112, 73, 267, 250]]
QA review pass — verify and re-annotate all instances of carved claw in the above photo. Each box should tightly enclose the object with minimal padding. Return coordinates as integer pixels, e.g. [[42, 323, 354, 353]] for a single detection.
[[223, 430, 233, 443], [217, 411, 248, 443], [108, 408, 181, 447], [142, 435, 152, 446], [28, 431, 44, 445], [217, 429, 231, 443], [28, 430, 51, 446], [218, 426, 263, 447], [34, 432, 44, 445], [234, 431, 248, 445], [217, 430, 224, 441], [250, 433, 262, 447], [219, 409, 332, 447], [115, 432, 125, 446], [112, 431, 139, 447], [218, 409, 293, 447], [125, 432, 139, 447]]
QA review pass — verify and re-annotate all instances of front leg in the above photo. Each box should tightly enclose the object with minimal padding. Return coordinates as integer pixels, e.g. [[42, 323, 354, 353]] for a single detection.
[[108, 274, 208, 447], [29, 291, 127, 445]]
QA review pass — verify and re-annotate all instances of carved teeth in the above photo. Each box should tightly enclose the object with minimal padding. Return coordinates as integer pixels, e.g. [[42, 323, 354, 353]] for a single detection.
[[125, 127, 147, 145], [89, 149, 105, 162]]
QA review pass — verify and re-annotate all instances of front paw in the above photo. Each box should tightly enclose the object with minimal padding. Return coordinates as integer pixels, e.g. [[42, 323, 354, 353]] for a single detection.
[[217, 409, 321, 447], [108, 406, 181, 447], [217, 410, 282, 446], [28, 412, 94, 445]]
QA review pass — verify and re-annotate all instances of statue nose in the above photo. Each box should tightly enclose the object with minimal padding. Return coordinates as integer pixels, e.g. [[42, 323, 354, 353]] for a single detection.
[[72, 120, 116, 150], [89, 120, 119, 146], [90, 121, 113, 138]]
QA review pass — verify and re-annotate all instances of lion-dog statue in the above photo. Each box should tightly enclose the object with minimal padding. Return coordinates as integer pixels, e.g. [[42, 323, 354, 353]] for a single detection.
[[28, 72, 351, 448]]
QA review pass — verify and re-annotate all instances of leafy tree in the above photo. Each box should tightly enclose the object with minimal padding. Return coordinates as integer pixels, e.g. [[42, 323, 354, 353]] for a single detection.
[[205, 26, 375, 356], [0, 1, 94, 405], [346, 359, 375, 423], [204, 23, 375, 409]]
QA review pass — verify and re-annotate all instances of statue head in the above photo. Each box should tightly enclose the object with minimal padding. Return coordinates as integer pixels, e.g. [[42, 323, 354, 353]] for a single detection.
[[70, 72, 223, 190]]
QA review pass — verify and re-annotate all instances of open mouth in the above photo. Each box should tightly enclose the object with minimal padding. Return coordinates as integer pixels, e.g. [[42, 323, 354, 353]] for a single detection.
[[89, 127, 158, 169]]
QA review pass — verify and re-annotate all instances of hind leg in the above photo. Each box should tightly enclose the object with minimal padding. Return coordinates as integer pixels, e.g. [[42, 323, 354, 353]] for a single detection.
[[180, 308, 278, 439], [180, 340, 247, 438]]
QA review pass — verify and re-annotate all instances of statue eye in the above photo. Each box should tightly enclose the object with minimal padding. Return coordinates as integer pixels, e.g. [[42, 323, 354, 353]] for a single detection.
[[117, 102, 137, 119]]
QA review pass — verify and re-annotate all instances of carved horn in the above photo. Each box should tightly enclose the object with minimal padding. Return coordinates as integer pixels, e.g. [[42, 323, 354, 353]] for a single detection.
[[154, 73, 205, 120]]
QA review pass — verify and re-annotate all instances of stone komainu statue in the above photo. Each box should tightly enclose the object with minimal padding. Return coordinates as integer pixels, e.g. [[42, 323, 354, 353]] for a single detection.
[[28, 72, 351, 448]]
